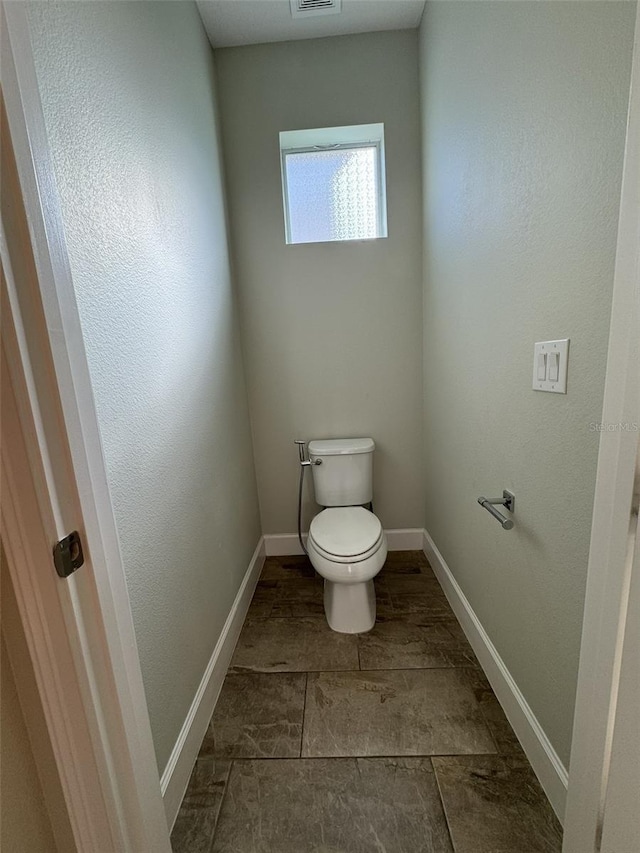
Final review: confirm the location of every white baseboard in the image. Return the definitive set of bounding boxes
[385,528,424,550]
[160,537,265,829]
[422,530,568,823]
[264,528,424,557]
[264,533,306,556]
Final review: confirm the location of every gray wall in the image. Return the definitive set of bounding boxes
[419,0,635,766]
[215,31,424,534]
[27,1,261,773]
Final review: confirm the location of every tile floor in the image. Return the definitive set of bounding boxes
[171,551,562,853]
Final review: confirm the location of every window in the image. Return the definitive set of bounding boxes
[279,123,387,245]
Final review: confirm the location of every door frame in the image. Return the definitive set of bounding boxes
[562,5,640,851]
[1,4,172,850]
[1,1,638,849]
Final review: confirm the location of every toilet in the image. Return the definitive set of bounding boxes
[306,438,387,633]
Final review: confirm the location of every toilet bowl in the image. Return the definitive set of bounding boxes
[307,506,388,633]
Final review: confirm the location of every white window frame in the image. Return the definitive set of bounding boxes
[279,123,388,245]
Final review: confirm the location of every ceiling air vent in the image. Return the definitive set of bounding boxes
[290,0,342,20]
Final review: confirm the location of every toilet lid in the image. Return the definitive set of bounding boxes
[309,507,383,558]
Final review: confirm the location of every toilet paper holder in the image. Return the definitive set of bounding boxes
[477,490,515,530]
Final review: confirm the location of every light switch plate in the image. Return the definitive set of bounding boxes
[533,339,569,393]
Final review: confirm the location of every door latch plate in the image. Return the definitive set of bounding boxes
[53,531,84,578]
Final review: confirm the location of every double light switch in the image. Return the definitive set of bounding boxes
[533,339,569,393]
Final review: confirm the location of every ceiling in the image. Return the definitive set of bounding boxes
[196,0,427,49]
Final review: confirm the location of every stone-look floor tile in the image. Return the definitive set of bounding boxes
[389,589,456,620]
[211,757,454,853]
[270,576,325,617]
[302,669,496,757]
[376,572,442,594]
[171,758,231,853]
[277,575,323,593]
[211,672,306,758]
[270,599,325,618]
[433,755,563,853]
[231,617,359,672]
[459,668,524,755]
[246,580,277,618]
[260,555,316,580]
[374,588,397,619]
[358,617,480,670]
[383,550,433,574]
[198,721,216,758]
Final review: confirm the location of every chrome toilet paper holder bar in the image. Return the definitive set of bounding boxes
[477,490,515,530]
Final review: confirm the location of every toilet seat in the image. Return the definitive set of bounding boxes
[308,507,384,564]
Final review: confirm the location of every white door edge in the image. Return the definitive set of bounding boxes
[1,5,171,851]
[562,6,640,852]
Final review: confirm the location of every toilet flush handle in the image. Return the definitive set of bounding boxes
[294,439,322,466]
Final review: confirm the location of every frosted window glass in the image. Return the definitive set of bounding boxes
[284,146,380,244]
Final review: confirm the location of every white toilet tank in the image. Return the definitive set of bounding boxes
[308,438,375,507]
